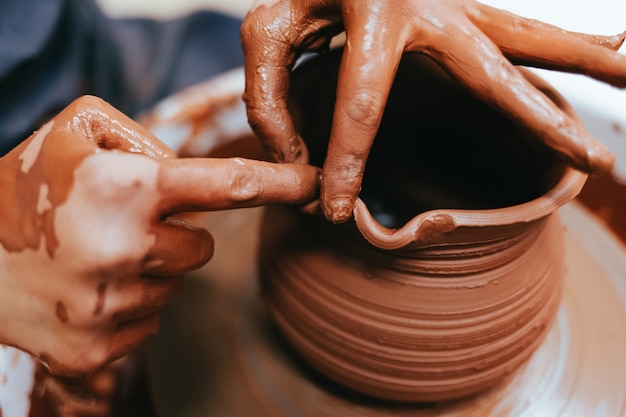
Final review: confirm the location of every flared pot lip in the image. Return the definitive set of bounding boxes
[353,165,588,250]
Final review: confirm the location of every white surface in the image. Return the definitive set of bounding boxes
[0,347,36,417]
[97,0,254,18]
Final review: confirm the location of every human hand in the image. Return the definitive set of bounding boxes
[0,96,319,375]
[241,0,625,222]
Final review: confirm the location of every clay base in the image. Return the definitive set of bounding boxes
[146,202,626,416]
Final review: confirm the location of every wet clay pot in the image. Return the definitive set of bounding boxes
[258,50,588,402]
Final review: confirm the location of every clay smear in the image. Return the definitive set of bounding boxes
[18,121,53,174]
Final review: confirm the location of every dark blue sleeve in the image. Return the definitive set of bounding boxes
[0,0,243,155]
[0,0,66,78]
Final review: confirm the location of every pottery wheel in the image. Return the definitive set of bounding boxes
[146,201,626,417]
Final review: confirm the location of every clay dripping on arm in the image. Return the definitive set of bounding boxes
[240,0,625,223]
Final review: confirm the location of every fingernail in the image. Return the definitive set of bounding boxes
[327,198,353,223]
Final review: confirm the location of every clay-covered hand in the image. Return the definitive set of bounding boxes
[0,96,319,376]
[241,0,626,222]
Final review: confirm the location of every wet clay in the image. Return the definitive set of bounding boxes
[0,95,178,377]
[0,94,320,414]
[0,97,175,257]
[258,50,587,401]
[27,360,121,417]
[578,172,626,246]
[241,0,624,222]
[145,193,626,417]
[137,37,626,414]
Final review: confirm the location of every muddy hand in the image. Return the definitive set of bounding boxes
[0,96,319,376]
[241,0,625,223]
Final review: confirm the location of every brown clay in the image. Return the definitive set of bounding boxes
[241,0,624,222]
[133,48,626,416]
[0,95,319,380]
[27,359,122,417]
[144,189,626,417]
[258,50,587,401]
[578,172,626,245]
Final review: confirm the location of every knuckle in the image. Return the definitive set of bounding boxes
[240,16,261,50]
[90,158,139,186]
[63,298,93,326]
[341,90,384,128]
[226,158,262,202]
[327,161,364,183]
[81,155,157,200]
[81,345,110,373]
[324,161,365,195]
[242,8,290,46]
[74,94,100,106]
[53,342,109,374]
[71,95,105,113]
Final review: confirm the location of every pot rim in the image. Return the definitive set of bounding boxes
[351,67,591,250]
[353,165,588,250]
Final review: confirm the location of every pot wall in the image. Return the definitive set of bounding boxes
[258,49,584,402]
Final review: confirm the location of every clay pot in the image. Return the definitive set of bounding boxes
[258,50,587,402]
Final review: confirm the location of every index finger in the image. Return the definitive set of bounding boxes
[321,6,404,223]
[241,2,307,164]
[156,157,320,214]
